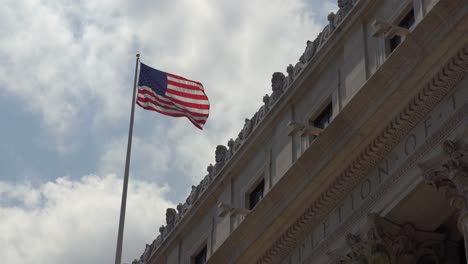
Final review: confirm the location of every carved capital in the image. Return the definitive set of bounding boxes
[421,140,468,211]
[328,214,446,264]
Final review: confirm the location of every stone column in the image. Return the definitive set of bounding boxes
[421,139,468,257]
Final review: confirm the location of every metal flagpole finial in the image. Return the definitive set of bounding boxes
[136,53,140,58]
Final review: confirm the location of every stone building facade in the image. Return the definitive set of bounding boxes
[134,0,468,263]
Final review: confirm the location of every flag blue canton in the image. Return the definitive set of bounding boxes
[138,63,167,96]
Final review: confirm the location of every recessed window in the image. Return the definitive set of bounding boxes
[389,8,415,52]
[248,179,265,210]
[193,245,207,264]
[307,102,333,145]
[312,102,333,130]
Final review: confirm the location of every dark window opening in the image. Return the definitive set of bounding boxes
[312,103,333,130]
[194,245,207,264]
[399,9,415,29]
[308,102,333,145]
[461,238,467,264]
[389,8,415,52]
[249,179,265,210]
[389,35,402,52]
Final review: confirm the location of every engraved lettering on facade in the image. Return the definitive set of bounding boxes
[337,203,344,223]
[424,115,432,138]
[404,134,417,156]
[360,179,371,200]
[450,92,457,110]
[323,219,330,238]
[377,159,389,184]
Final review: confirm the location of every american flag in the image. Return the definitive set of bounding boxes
[136,62,210,129]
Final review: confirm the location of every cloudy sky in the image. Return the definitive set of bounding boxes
[0,0,337,263]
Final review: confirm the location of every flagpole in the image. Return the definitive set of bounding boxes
[115,53,140,264]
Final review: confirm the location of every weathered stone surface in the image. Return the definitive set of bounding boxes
[329,215,447,264]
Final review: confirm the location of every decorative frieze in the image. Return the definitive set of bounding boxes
[422,139,468,212]
[328,214,447,264]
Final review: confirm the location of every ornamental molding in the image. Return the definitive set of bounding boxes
[421,139,468,211]
[255,45,468,264]
[327,214,447,264]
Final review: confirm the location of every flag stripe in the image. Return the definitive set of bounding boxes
[137,95,209,119]
[136,100,207,129]
[167,73,204,89]
[166,88,208,100]
[167,79,203,91]
[138,86,209,110]
[138,104,205,129]
[137,98,208,121]
[138,86,210,114]
[164,91,209,106]
[167,84,206,95]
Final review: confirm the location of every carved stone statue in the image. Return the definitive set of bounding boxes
[254,94,270,127]
[141,244,151,262]
[263,94,270,111]
[227,139,235,158]
[286,64,294,87]
[293,61,305,79]
[328,12,336,29]
[213,145,227,175]
[224,139,235,162]
[300,40,317,63]
[165,208,177,233]
[216,145,227,163]
[201,164,214,192]
[199,174,210,194]
[159,225,166,239]
[186,185,200,206]
[338,0,352,9]
[207,164,214,179]
[154,234,162,247]
[270,72,285,106]
[152,237,160,252]
[176,203,186,219]
[335,0,353,26]
[234,135,242,153]
[242,118,252,140]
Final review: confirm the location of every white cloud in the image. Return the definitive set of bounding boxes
[98,132,171,182]
[0,174,173,264]
[0,0,324,151]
